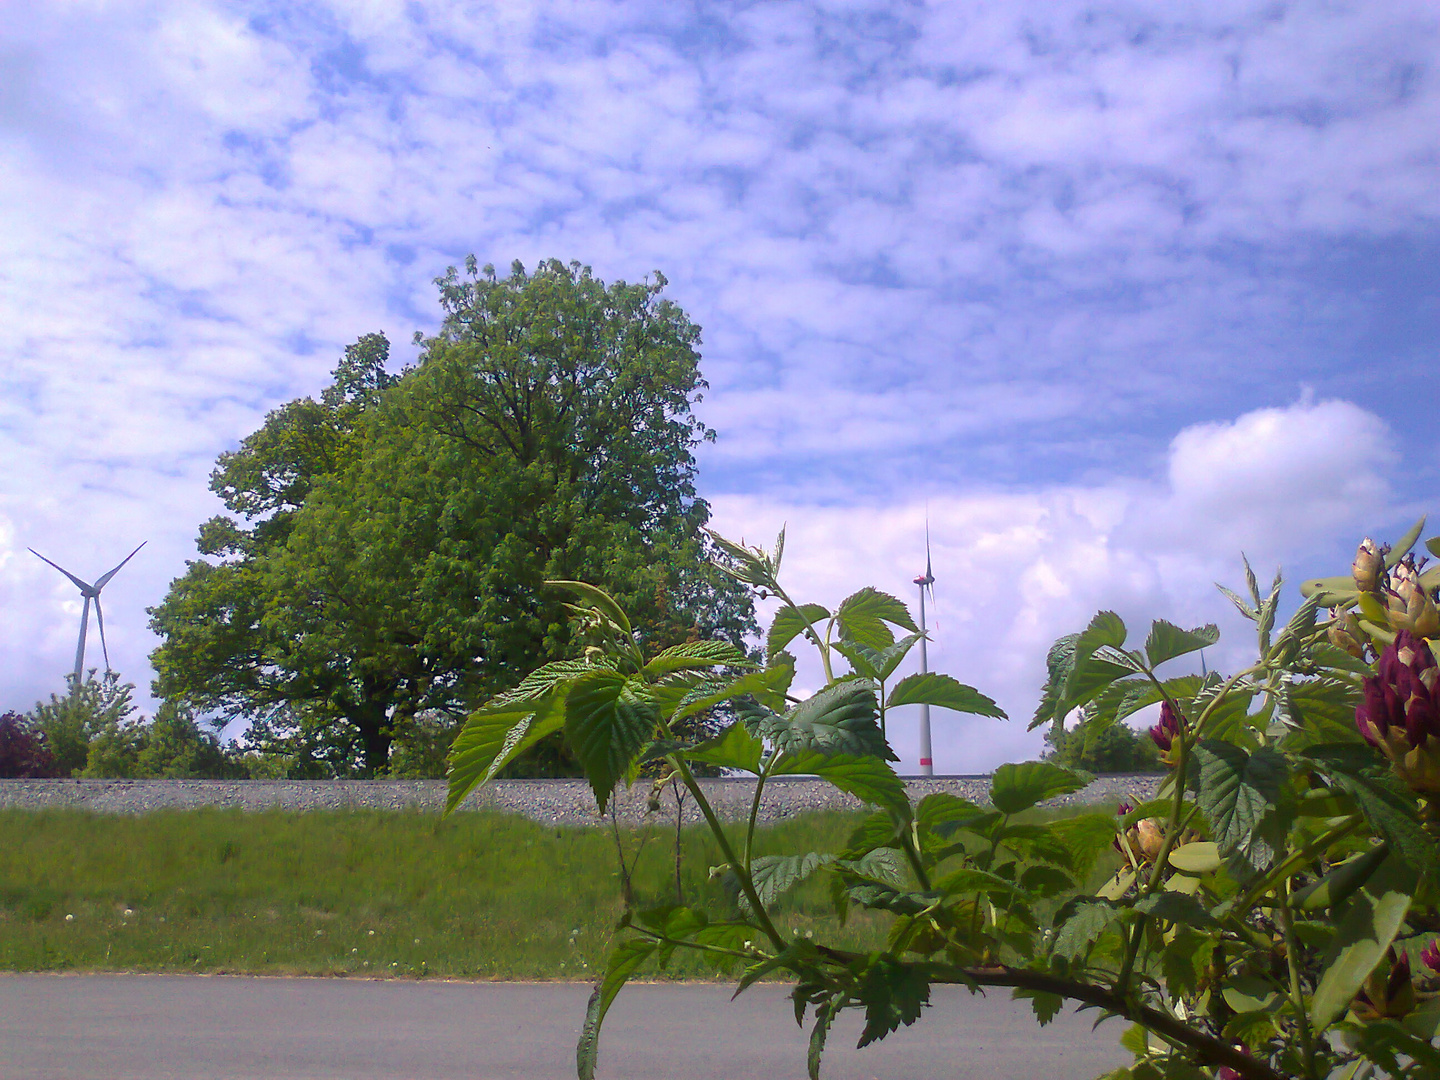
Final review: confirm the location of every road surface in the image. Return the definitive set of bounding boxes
[0,975,1129,1079]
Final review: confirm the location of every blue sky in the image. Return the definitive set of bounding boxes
[2,1,1437,770]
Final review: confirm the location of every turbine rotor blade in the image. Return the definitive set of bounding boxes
[29,548,96,594]
[94,541,147,591]
[94,596,112,673]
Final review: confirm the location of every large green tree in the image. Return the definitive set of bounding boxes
[150,259,753,775]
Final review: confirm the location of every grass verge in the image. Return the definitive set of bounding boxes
[0,807,890,979]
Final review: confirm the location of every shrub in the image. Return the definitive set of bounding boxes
[446,521,1440,1080]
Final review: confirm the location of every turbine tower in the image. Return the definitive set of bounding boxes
[913,525,936,777]
[29,542,146,685]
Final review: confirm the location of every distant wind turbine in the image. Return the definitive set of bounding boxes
[29,542,147,684]
[913,522,936,777]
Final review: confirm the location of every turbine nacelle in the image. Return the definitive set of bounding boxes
[29,542,146,685]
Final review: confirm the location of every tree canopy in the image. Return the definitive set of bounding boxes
[149,259,754,775]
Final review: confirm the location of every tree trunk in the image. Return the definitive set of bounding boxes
[354,701,393,777]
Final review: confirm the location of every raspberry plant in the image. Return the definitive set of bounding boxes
[447,521,1440,1080]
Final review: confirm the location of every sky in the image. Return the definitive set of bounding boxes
[2,1,1437,771]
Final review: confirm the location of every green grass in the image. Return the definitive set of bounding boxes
[0,807,891,979]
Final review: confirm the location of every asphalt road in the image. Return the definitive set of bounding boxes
[0,975,1129,1080]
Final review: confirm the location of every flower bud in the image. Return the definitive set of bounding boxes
[1149,701,1185,765]
[1353,538,1388,594]
[1326,607,1366,658]
[1387,560,1440,639]
[1357,631,1440,792]
[1355,947,1415,1020]
[1136,818,1166,862]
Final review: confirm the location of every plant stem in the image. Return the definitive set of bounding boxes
[669,755,787,951]
[927,964,1290,1080]
[1278,878,1318,1080]
[743,751,778,870]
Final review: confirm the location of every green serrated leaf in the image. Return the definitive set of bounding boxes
[856,956,930,1047]
[834,639,881,681]
[670,665,794,725]
[1013,988,1064,1026]
[1144,620,1220,668]
[565,671,660,813]
[446,695,567,815]
[757,681,892,761]
[684,721,766,774]
[1031,633,1079,731]
[836,587,918,651]
[1132,891,1218,928]
[1191,742,1288,871]
[887,672,1006,718]
[1302,745,1438,874]
[1217,583,1259,622]
[1049,813,1126,877]
[767,603,830,659]
[643,640,751,676]
[772,751,910,815]
[990,761,1091,815]
[746,852,836,910]
[915,792,984,829]
[1052,901,1116,961]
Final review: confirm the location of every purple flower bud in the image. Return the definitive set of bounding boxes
[1149,701,1185,761]
[1422,940,1440,974]
[1357,632,1440,792]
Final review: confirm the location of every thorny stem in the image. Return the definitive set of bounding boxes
[669,754,787,951]
[928,964,1289,1080]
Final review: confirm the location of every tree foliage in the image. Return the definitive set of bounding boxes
[149,260,753,775]
[448,521,1440,1080]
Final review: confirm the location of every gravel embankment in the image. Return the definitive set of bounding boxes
[0,775,1163,826]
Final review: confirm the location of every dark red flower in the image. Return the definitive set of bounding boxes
[1356,632,1440,792]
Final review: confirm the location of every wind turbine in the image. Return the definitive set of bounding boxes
[29,542,147,685]
[913,523,936,777]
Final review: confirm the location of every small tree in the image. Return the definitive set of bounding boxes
[29,671,137,777]
[1045,717,1163,773]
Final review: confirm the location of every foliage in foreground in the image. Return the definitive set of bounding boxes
[448,521,1440,1080]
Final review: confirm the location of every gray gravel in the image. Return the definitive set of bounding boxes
[0,774,1162,825]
